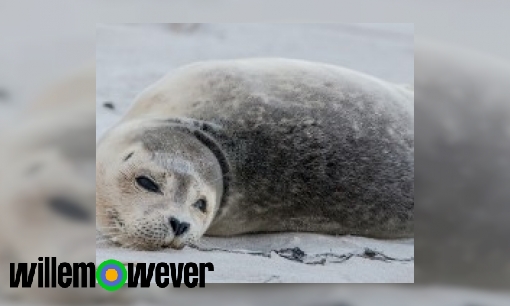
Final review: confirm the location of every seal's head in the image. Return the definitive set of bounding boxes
[96,119,224,250]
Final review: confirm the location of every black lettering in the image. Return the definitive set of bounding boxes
[127,263,139,287]
[155,263,169,288]
[10,263,37,288]
[37,260,43,287]
[184,263,198,288]
[128,263,155,288]
[142,263,155,288]
[45,257,50,287]
[199,263,214,287]
[51,257,57,287]
[72,262,95,288]
[169,263,184,288]
[58,263,72,288]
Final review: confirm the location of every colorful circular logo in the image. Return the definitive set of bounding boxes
[96,259,127,291]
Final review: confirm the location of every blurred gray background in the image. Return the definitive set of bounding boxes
[1,0,510,304]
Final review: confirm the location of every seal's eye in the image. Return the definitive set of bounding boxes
[135,176,160,193]
[48,196,91,222]
[193,199,207,213]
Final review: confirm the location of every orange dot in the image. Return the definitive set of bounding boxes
[105,269,118,282]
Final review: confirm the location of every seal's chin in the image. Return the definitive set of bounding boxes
[129,239,182,251]
[169,241,186,250]
[167,237,187,250]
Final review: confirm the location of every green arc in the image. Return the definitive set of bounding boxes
[96,259,127,291]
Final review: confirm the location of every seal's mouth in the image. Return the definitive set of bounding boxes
[165,236,187,250]
[101,214,190,251]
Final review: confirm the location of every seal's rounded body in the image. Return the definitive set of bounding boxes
[97,59,414,250]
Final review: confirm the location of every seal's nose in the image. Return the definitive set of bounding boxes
[169,217,190,236]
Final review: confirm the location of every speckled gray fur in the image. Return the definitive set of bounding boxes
[135,60,414,238]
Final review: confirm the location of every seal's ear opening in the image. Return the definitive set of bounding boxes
[159,117,224,136]
[123,152,134,162]
[48,196,92,222]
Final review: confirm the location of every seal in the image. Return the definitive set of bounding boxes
[0,104,97,302]
[96,58,414,250]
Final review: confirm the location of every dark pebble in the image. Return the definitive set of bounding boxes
[364,248,377,258]
[103,102,115,110]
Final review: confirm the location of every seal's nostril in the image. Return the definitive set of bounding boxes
[169,218,190,236]
[178,222,190,236]
[169,217,180,234]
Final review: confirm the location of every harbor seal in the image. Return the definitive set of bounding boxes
[96,58,414,250]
